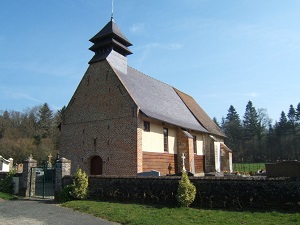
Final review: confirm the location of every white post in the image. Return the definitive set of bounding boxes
[181,153,186,172]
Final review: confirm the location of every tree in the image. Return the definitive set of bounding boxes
[71,168,89,200]
[243,101,259,141]
[287,105,296,134]
[0,104,59,164]
[296,103,300,123]
[213,117,220,127]
[37,103,53,139]
[222,105,243,161]
[176,171,196,207]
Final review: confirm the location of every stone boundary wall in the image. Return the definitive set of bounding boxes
[62,175,300,210]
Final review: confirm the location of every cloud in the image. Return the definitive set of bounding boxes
[243,92,259,98]
[0,61,77,78]
[129,23,145,33]
[133,42,183,66]
[135,42,183,52]
[0,85,43,103]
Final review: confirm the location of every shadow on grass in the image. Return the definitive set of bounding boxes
[94,198,300,214]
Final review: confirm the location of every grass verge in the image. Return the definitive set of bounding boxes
[233,163,266,173]
[0,192,15,200]
[62,200,300,225]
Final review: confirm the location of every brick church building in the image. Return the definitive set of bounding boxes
[59,18,233,176]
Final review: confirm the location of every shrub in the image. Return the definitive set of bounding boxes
[60,185,75,203]
[176,171,196,207]
[0,172,14,194]
[71,168,88,200]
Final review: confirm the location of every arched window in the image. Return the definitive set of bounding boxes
[90,156,103,175]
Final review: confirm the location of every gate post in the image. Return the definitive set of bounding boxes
[20,155,37,197]
[55,157,71,200]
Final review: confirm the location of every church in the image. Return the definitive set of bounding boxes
[59,17,233,176]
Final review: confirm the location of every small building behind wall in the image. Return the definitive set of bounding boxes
[0,156,13,172]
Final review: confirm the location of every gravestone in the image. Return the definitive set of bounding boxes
[137,170,160,177]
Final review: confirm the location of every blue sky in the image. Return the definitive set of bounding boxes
[1,0,299,123]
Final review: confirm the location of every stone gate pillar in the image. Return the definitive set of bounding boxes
[55,157,71,199]
[20,155,37,197]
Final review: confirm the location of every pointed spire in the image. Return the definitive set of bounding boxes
[111,0,114,22]
[89,19,132,64]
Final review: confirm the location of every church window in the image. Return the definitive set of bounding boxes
[144,121,150,132]
[163,128,168,152]
[193,135,197,154]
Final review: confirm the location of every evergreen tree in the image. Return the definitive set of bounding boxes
[243,101,259,141]
[213,117,220,127]
[287,105,296,134]
[242,101,262,162]
[222,105,243,161]
[296,102,300,118]
[37,103,53,139]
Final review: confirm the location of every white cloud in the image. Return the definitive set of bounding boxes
[135,42,183,51]
[0,60,77,78]
[0,85,43,103]
[129,23,145,33]
[133,42,183,66]
[243,92,259,98]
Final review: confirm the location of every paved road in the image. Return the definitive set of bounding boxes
[0,198,120,225]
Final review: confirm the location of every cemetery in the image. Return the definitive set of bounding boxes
[1,154,300,212]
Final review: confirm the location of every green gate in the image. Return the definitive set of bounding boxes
[29,164,55,198]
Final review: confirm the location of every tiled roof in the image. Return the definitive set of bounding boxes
[89,19,132,64]
[174,89,226,137]
[89,19,132,47]
[115,66,208,133]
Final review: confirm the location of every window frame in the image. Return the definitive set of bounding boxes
[163,127,168,152]
[193,135,197,154]
[144,121,150,132]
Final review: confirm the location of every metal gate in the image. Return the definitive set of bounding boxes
[29,164,55,198]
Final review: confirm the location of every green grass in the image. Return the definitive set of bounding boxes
[62,200,300,225]
[0,192,15,200]
[233,163,266,173]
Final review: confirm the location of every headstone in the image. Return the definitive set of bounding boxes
[137,170,160,177]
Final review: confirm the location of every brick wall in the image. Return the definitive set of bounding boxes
[60,60,138,176]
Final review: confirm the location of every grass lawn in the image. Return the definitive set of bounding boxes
[62,200,300,225]
[233,163,266,173]
[0,192,15,200]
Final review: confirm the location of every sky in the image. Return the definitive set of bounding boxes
[1,0,300,123]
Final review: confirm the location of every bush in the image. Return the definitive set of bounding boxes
[71,168,88,200]
[60,185,75,203]
[0,172,14,194]
[176,171,196,207]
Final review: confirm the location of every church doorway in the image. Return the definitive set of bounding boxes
[90,156,103,175]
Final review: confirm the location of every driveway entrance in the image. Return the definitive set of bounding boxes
[0,199,119,225]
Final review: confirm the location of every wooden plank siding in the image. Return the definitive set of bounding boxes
[142,152,178,175]
[143,152,205,175]
[194,155,205,173]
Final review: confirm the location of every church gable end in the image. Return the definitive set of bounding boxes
[60,60,138,175]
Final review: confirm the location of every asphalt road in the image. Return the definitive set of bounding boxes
[0,198,120,225]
